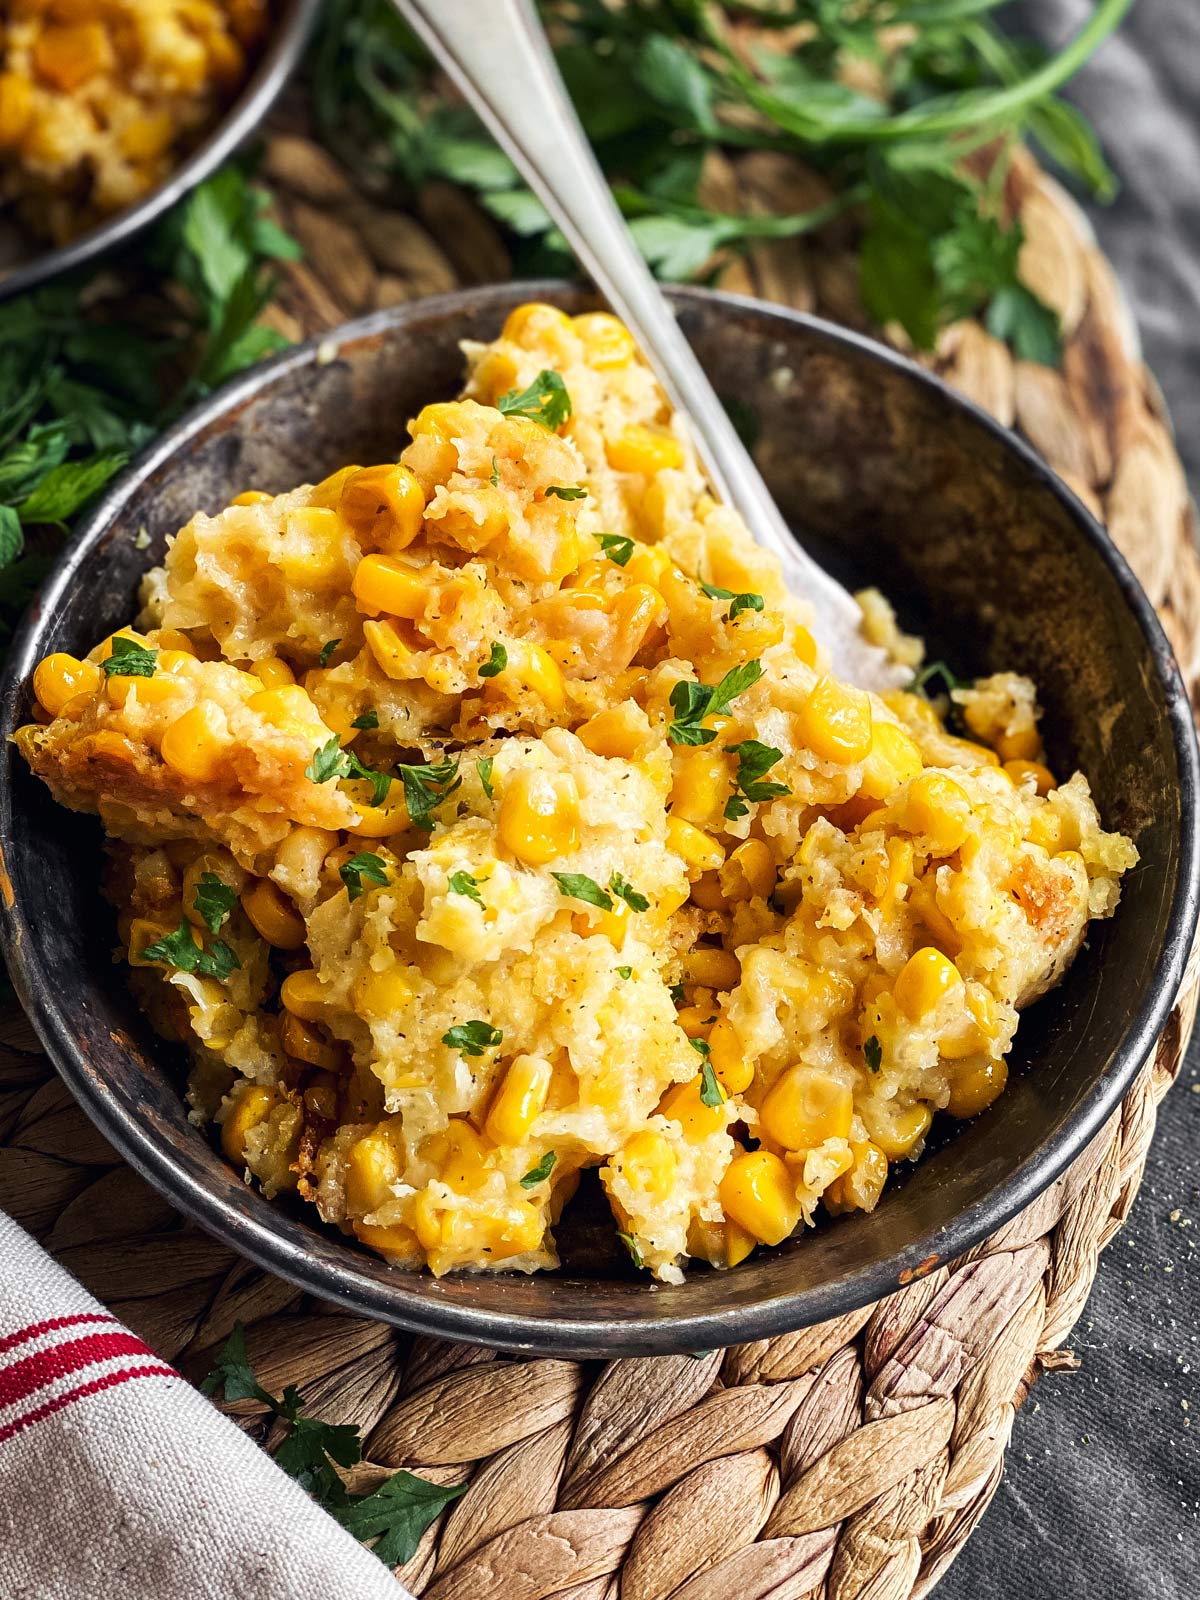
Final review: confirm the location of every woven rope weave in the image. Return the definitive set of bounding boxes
[2,108,1199,1599]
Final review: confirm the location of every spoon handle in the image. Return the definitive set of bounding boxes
[391,0,875,663]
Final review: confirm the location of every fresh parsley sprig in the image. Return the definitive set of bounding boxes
[193,872,237,934]
[700,581,764,622]
[724,739,790,820]
[100,636,157,679]
[202,1324,465,1566]
[497,370,571,430]
[141,921,240,982]
[442,1019,503,1056]
[340,851,389,902]
[667,660,763,745]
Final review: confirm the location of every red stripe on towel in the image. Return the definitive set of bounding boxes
[0,1331,159,1411]
[0,1364,179,1446]
[0,1313,117,1359]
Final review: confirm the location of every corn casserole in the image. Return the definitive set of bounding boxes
[0,0,268,243]
[15,303,1138,1282]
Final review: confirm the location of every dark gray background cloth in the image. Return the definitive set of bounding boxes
[942,5,1200,1597]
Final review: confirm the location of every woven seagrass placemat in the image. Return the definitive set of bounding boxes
[3,100,1200,1599]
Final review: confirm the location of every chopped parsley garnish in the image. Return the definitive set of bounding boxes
[141,921,240,982]
[911,659,966,697]
[496,369,572,431]
[305,737,393,807]
[552,872,612,911]
[668,660,763,745]
[864,1035,883,1074]
[100,636,156,678]
[489,456,500,486]
[448,869,483,906]
[609,871,649,913]
[340,851,389,902]
[724,740,790,820]
[617,1230,644,1269]
[476,756,495,800]
[688,1036,712,1061]
[698,1057,725,1108]
[699,582,765,622]
[202,1322,465,1566]
[616,965,633,980]
[478,642,507,678]
[597,533,634,567]
[545,484,587,500]
[442,1020,503,1056]
[193,872,237,934]
[351,709,379,731]
[397,756,461,830]
[318,638,340,667]
[669,981,686,1007]
[520,1151,557,1188]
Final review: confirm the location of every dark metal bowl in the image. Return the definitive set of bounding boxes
[2,284,1196,1357]
[0,0,321,302]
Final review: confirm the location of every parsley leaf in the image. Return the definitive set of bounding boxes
[698,1057,724,1108]
[616,965,633,980]
[340,851,389,902]
[448,869,483,905]
[199,1322,276,1407]
[442,1020,503,1056]
[911,659,966,697]
[688,1036,711,1061]
[332,1471,467,1568]
[700,581,764,622]
[864,1035,883,1074]
[617,1230,644,1269]
[398,756,461,830]
[608,871,649,913]
[489,456,500,486]
[140,921,240,982]
[496,369,572,430]
[667,661,763,745]
[597,533,634,567]
[545,484,587,500]
[552,872,613,911]
[727,740,790,813]
[318,638,340,667]
[668,981,686,1008]
[520,1150,557,1188]
[478,641,507,678]
[352,708,379,731]
[100,636,156,679]
[193,872,237,934]
[306,736,347,785]
[476,756,495,800]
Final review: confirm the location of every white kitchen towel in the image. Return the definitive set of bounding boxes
[0,1213,408,1600]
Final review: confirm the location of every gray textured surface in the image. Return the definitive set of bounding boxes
[942,5,1200,1597]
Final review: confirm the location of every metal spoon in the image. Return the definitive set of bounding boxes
[392,0,907,690]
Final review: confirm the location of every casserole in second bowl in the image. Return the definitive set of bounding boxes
[1,284,1196,1355]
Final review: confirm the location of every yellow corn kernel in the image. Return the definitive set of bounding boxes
[105,670,179,709]
[996,726,1040,762]
[577,704,649,760]
[859,719,923,801]
[220,1085,278,1165]
[940,734,1000,768]
[33,653,101,718]
[894,946,963,1021]
[676,1005,716,1039]
[619,1129,678,1202]
[33,22,113,91]
[795,676,872,765]
[118,111,175,160]
[353,1221,418,1256]
[345,1122,403,1215]
[573,898,629,949]
[247,686,327,738]
[671,746,731,830]
[824,1140,888,1215]
[0,74,35,148]
[281,1013,339,1069]
[249,656,295,689]
[573,312,636,369]
[472,350,519,405]
[127,918,177,968]
[280,968,333,1022]
[867,1101,933,1160]
[903,771,973,856]
[242,878,306,950]
[339,464,425,551]
[1003,758,1056,796]
[789,624,819,667]
[659,1075,726,1141]
[353,965,414,1018]
[1027,809,1063,853]
[502,301,571,347]
[409,400,475,441]
[279,506,345,586]
[485,1054,552,1145]
[722,839,776,902]
[351,554,428,619]
[623,543,672,587]
[666,815,725,876]
[719,1150,800,1246]
[497,769,580,865]
[347,797,409,838]
[232,489,274,507]
[760,1067,853,1151]
[490,642,565,711]
[725,1220,756,1267]
[606,424,685,476]
[363,619,416,681]
[946,1057,1008,1119]
[683,946,741,992]
[435,485,511,554]
[610,583,668,661]
[160,703,227,783]
[425,1118,491,1192]
[708,1017,754,1093]
[688,872,726,912]
[939,986,999,1059]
